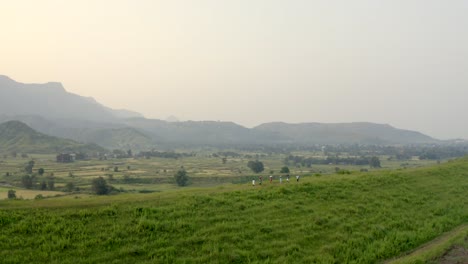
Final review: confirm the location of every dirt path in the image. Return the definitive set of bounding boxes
[438,243,468,264]
[384,224,468,264]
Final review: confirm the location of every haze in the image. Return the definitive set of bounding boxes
[1,0,467,139]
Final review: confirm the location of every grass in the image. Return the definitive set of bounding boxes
[386,224,468,264]
[0,157,467,263]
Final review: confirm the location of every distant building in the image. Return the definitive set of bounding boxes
[56,153,75,163]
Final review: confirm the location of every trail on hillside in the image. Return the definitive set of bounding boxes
[385,224,468,264]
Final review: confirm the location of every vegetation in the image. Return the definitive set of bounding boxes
[21,175,34,189]
[174,168,190,187]
[369,156,381,168]
[247,160,265,173]
[0,157,466,263]
[0,120,105,154]
[91,177,111,195]
[7,189,16,199]
[280,166,290,173]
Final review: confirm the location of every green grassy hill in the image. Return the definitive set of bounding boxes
[0,120,105,154]
[0,158,467,263]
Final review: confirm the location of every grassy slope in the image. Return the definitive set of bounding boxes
[0,158,467,263]
[0,121,105,154]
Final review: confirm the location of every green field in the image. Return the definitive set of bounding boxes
[0,155,466,263]
[0,152,439,199]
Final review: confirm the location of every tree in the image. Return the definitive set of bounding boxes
[40,180,47,190]
[114,166,119,172]
[24,160,35,174]
[174,168,190,186]
[38,168,45,176]
[65,182,75,192]
[369,156,381,168]
[91,177,110,195]
[21,175,33,189]
[247,160,264,174]
[7,190,16,199]
[280,166,290,174]
[47,178,55,190]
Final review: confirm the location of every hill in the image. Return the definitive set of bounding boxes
[254,122,437,145]
[0,75,143,122]
[0,115,152,151]
[0,120,105,154]
[76,127,153,150]
[122,118,285,146]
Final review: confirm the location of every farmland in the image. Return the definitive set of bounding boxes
[0,151,439,199]
[0,152,467,263]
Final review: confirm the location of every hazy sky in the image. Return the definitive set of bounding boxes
[1,1,468,139]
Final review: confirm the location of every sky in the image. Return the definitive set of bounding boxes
[1,0,468,139]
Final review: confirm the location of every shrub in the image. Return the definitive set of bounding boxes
[7,190,16,199]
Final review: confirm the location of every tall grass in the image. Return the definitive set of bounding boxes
[0,158,467,263]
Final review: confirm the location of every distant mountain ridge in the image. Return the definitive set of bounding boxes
[0,120,105,153]
[254,122,437,145]
[0,75,439,148]
[0,75,143,121]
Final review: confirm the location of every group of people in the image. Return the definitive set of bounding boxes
[252,174,300,186]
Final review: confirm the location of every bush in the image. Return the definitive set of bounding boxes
[337,169,351,175]
[7,190,16,199]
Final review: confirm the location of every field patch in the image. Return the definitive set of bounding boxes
[0,187,65,199]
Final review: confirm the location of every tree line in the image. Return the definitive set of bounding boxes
[284,155,381,168]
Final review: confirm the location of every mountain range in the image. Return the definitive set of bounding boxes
[0,75,439,150]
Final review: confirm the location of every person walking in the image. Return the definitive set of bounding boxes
[279,175,282,184]
[286,174,290,183]
[259,175,263,185]
[296,175,300,182]
[269,175,273,183]
[252,179,255,186]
